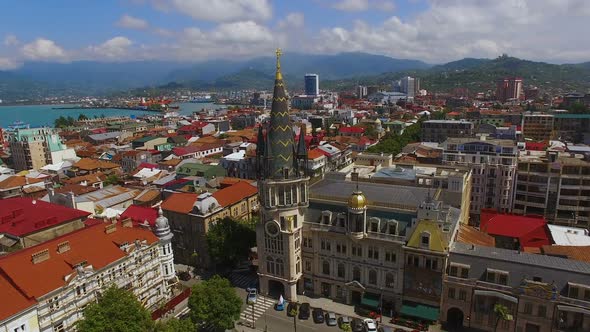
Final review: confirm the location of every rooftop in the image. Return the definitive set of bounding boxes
[548,224,590,246]
[212,181,257,207]
[73,158,120,171]
[120,205,158,227]
[480,209,552,249]
[0,198,90,237]
[0,176,44,190]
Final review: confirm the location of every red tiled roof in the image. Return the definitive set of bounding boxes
[339,126,365,134]
[0,198,91,237]
[480,209,552,249]
[0,271,36,322]
[212,181,257,207]
[0,176,44,190]
[161,192,198,214]
[120,205,158,227]
[73,158,120,171]
[0,222,158,314]
[308,148,326,160]
[525,142,547,151]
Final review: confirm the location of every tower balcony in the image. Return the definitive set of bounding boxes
[348,231,364,240]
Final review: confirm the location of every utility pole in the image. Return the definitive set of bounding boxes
[251,303,255,329]
[293,314,297,332]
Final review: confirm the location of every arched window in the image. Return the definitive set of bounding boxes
[337,263,345,278]
[276,258,284,277]
[267,257,275,274]
[353,266,361,282]
[322,260,330,275]
[385,273,395,288]
[369,269,377,285]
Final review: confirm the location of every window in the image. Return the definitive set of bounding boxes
[368,246,379,260]
[352,245,362,257]
[303,237,312,249]
[461,267,469,278]
[449,265,458,277]
[353,267,361,282]
[459,290,466,301]
[322,261,330,275]
[321,239,331,252]
[448,287,456,299]
[537,305,546,318]
[336,243,347,254]
[385,273,394,287]
[421,232,430,247]
[337,263,345,278]
[305,260,312,272]
[524,302,533,315]
[368,270,377,285]
[276,258,284,276]
[569,286,579,298]
[585,289,590,301]
[533,276,542,282]
[385,251,396,263]
[267,257,275,274]
[48,296,60,311]
[498,273,508,285]
[53,323,65,332]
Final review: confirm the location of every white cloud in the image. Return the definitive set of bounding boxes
[87,36,133,59]
[117,15,149,30]
[331,0,395,12]
[278,12,305,29]
[157,0,272,22]
[4,34,20,47]
[0,57,20,70]
[22,38,67,61]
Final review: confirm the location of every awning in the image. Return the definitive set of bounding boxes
[400,303,440,321]
[361,293,380,309]
[557,305,590,316]
[474,290,518,303]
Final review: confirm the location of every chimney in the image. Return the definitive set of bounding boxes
[67,192,76,209]
[121,218,133,228]
[31,249,50,264]
[57,241,71,254]
[48,187,55,201]
[105,223,117,234]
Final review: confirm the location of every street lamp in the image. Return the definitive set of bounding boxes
[251,303,255,329]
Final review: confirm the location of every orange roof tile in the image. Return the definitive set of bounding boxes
[0,176,44,190]
[308,148,326,160]
[541,245,590,263]
[457,225,496,247]
[161,192,198,214]
[63,172,106,185]
[73,158,120,171]
[212,181,257,207]
[0,271,36,322]
[0,222,158,306]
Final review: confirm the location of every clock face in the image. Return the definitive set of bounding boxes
[265,221,280,237]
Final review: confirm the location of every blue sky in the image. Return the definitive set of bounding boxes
[1,0,589,69]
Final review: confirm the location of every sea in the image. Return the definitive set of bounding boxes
[0,102,220,128]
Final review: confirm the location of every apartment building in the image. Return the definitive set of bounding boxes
[0,216,176,332]
[441,243,590,332]
[8,128,76,172]
[442,137,518,220]
[514,151,590,227]
[421,120,474,143]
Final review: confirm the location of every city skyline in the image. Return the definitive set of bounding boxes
[1,0,590,70]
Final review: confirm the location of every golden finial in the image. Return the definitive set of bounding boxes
[275,48,283,80]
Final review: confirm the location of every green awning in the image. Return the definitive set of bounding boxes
[400,303,440,321]
[361,293,380,309]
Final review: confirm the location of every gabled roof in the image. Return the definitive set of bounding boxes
[120,205,158,227]
[0,176,44,190]
[73,158,120,171]
[161,192,198,214]
[0,221,158,312]
[406,220,447,252]
[480,209,552,249]
[0,198,90,237]
[339,126,365,134]
[457,224,495,247]
[63,172,106,185]
[308,148,326,160]
[212,181,257,207]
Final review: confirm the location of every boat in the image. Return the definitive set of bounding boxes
[7,121,30,130]
[190,95,213,103]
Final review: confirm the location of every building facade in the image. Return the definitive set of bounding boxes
[442,137,518,220]
[514,151,590,227]
[496,77,523,102]
[8,128,76,172]
[304,74,319,96]
[421,120,474,143]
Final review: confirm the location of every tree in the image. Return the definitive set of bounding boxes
[77,286,154,332]
[104,174,120,186]
[206,217,256,269]
[78,113,89,121]
[188,275,242,331]
[154,318,194,332]
[493,303,513,332]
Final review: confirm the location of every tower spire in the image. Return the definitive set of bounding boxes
[275,48,283,80]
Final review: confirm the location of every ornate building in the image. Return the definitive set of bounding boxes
[256,49,309,301]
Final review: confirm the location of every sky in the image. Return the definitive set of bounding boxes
[1,0,590,70]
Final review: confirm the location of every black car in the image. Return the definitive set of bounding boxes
[286,302,299,317]
[312,308,325,323]
[298,303,311,320]
[351,318,365,332]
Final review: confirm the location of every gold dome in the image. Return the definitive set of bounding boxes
[348,191,367,209]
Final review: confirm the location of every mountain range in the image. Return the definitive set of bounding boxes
[1,52,589,102]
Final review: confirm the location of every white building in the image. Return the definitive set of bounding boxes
[0,217,176,332]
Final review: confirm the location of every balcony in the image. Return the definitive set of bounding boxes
[559,296,590,309]
[366,231,405,243]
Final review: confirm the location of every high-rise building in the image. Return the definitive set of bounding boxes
[357,85,368,98]
[8,127,76,171]
[400,76,417,98]
[256,49,310,300]
[304,73,319,96]
[496,77,523,102]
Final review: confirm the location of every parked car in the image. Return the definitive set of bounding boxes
[325,312,337,326]
[299,303,311,320]
[312,308,325,323]
[351,318,365,332]
[338,316,352,329]
[286,302,298,316]
[364,318,377,332]
[246,288,257,305]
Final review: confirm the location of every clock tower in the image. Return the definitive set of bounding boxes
[256,49,309,301]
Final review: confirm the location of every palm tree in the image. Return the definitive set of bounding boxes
[493,303,513,332]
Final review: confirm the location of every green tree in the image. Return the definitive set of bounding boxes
[206,217,256,269]
[104,174,120,186]
[493,303,513,332]
[77,286,154,332]
[78,113,89,121]
[154,318,194,332]
[366,119,422,155]
[188,275,241,331]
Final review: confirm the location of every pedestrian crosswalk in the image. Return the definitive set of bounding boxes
[229,271,259,290]
[240,295,274,324]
